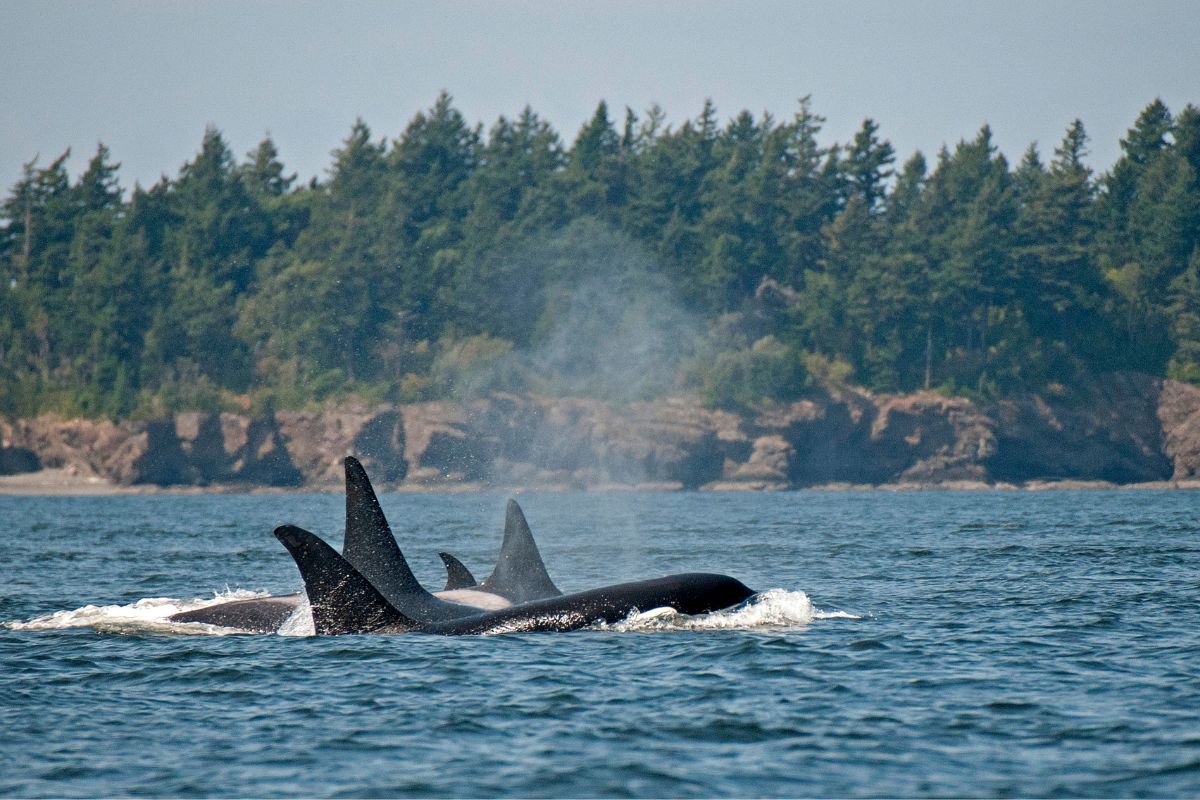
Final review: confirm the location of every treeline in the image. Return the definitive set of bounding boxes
[2,93,1199,418]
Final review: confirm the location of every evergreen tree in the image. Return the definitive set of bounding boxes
[450,108,564,344]
[1167,247,1200,383]
[387,93,480,337]
[141,127,271,391]
[4,94,1200,415]
[237,120,393,393]
[845,118,895,211]
[561,100,629,220]
[242,137,295,199]
[905,127,1020,393]
[1010,120,1104,379]
[627,101,720,308]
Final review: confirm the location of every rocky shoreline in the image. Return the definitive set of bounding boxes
[3,373,1200,493]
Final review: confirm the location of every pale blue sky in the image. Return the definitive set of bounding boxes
[2,0,1198,194]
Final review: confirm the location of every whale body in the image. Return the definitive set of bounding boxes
[170,458,560,631]
[274,524,757,636]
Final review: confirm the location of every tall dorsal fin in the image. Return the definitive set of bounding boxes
[339,457,481,625]
[340,456,425,605]
[274,525,415,634]
[439,552,478,591]
[481,499,562,603]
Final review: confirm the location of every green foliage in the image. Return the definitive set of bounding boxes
[430,334,516,397]
[3,96,1200,419]
[1167,247,1200,383]
[694,335,808,410]
[803,351,855,391]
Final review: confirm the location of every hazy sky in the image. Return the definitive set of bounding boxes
[2,0,1198,194]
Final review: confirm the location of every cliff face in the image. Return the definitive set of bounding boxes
[3,374,1200,489]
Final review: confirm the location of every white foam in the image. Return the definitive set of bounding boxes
[276,596,315,637]
[7,587,856,637]
[6,588,270,636]
[599,588,859,632]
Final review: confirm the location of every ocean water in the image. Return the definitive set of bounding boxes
[1,489,1198,797]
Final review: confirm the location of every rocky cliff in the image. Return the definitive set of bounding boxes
[3,373,1200,489]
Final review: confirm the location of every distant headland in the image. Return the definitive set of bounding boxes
[4,95,1200,492]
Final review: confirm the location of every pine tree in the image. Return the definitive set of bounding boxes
[845,118,895,212]
[1008,121,1105,381]
[561,100,628,219]
[237,119,393,391]
[450,107,565,344]
[628,101,721,308]
[242,137,295,198]
[1167,247,1200,383]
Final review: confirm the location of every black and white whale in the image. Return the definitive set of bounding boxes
[169,457,560,631]
[274,524,757,635]
[434,497,562,606]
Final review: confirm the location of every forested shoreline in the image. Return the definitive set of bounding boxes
[2,93,1199,421]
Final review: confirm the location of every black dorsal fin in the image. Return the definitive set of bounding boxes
[339,457,481,625]
[341,456,427,606]
[274,525,415,634]
[439,552,478,591]
[480,499,562,603]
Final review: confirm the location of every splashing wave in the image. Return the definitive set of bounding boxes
[8,588,854,636]
[5,588,268,636]
[599,588,858,632]
[277,597,314,637]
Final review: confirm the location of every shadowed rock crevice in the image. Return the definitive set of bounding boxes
[986,374,1173,483]
[0,446,39,475]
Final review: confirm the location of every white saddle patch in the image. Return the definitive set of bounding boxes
[434,589,513,610]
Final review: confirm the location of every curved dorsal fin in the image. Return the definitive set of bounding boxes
[439,552,478,591]
[481,499,562,603]
[340,456,426,606]
[274,524,414,634]
[339,457,480,625]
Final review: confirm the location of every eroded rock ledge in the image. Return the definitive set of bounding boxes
[3,373,1200,489]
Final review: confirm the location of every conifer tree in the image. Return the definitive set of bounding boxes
[1167,247,1200,383]
[845,118,895,212]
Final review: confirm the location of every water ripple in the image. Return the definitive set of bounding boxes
[2,491,1199,797]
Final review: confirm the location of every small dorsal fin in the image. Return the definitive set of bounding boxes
[439,552,478,591]
[481,499,562,604]
[274,525,414,634]
[341,456,427,606]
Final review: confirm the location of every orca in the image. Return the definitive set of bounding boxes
[338,460,563,609]
[169,458,561,631]
[433,498,563,607]
[168,455,389,631]
[432,552,508,611]
[476,499,562,603]
[165,594,302,632]
[274,524,757,636]
[438,552,477,590]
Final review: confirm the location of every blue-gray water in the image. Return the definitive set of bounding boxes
[2,490,1198,797]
